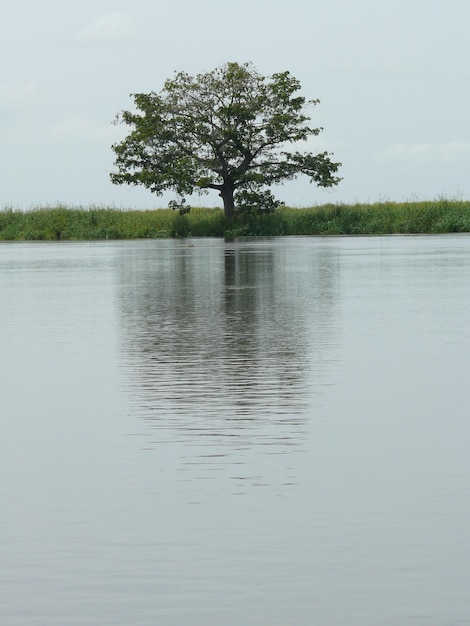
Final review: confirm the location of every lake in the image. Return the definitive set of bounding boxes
[1,235,469,626]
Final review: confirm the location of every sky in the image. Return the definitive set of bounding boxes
[2,0,470,209]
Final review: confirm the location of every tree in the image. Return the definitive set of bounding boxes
[110,62,342,220]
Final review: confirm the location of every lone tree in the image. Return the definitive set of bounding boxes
[110,62,341,220]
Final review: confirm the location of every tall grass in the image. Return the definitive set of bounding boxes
[1,200,469,240]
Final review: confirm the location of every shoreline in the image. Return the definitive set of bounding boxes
[1,200,469,240]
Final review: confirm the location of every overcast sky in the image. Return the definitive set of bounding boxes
[2,0,469,209]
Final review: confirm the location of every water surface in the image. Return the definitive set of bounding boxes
[1,236,469,625]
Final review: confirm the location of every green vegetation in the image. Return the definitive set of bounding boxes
[1,199,469,241]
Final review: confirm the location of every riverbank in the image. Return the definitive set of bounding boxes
[1,199,469,240]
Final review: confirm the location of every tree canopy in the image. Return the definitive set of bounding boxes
[110,62,342,220]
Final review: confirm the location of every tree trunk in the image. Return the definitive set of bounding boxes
[220,185,236,221]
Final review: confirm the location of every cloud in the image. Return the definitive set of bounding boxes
[73,12,139,45]
[0,81,39,112]
[377,141,470,163]
[49,116,120,141]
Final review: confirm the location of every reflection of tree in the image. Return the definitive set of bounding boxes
[117,239,339,449]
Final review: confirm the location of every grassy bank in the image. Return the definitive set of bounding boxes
[1,199,470,240]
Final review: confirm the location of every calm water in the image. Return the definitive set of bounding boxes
[1,235,469,626]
